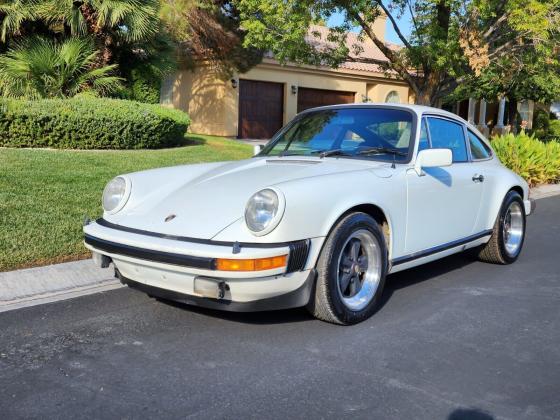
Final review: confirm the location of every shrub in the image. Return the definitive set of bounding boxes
[548,120,560,139]
[532,108,550,139]
[119,67,162,104]
[0,98,190,149]
[491,132,560,186]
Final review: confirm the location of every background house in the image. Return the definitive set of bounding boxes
[449,98,536,137]
[161,16,544,140]
[160,17,415,139]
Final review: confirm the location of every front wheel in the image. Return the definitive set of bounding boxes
[307,212,388,325]
[478,190,526,264]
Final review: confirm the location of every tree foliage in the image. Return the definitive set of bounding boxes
[234,0,560,105]
[0,0,161,64]
[0,0,262,100]
[0,37,122,99]
[455,0,560,105]
[160,0,262,76]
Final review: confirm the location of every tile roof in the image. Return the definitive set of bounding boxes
[304,25,398,74]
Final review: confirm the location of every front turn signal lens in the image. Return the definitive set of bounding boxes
[216,255,288,271]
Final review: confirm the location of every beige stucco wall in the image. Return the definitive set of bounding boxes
[168,67,237,137]
[166,61,412,138]
[366,82,412,105]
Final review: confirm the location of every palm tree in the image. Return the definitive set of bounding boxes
[0,0,160,64]
[0,1,38,42]
[0,36,122,98]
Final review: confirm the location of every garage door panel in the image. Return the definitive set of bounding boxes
[238,80,284,139]
[297,87,355,113]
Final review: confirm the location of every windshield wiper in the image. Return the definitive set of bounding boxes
[313,149,353,158]
[356,147,407,157]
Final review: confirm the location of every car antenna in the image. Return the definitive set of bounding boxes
[391,153,396,169]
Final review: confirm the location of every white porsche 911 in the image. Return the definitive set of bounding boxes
[84,104,535,325]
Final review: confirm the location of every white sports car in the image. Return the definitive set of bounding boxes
[84,104,535,325]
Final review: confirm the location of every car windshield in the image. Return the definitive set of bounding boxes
[260,108,414,162]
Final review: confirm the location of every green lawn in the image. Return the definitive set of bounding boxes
[0,135,252,271]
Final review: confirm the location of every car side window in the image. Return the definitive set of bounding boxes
[418,119,430,151]
[426,117,468,163]
[467,130,492,160]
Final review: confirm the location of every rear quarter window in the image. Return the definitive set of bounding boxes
[467,130,492,160]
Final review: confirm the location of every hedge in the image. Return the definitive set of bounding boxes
[491,132,560,186]
[0,98,190,149]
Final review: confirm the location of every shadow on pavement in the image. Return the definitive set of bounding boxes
[153,249,480,325]
[157,298,313,325]
[448,407,494,420]
[380,250,479,311]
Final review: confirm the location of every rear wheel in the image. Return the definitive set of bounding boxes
[307,212,388,325]
[478,190,526,264]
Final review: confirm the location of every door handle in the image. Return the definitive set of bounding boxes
[472,174,485,183]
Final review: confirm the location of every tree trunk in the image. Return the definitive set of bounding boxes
[414,71,444,107]
[415,89,433,106]
[101,34,113,66]
[79,3,112,67]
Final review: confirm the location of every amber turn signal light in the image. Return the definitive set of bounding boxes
[216,255,288,271]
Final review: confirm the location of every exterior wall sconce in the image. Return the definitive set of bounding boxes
[291,85,298,95]
[231,79,238,89]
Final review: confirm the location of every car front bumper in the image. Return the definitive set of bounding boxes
[525,198,536,216]
[83,219,322,311]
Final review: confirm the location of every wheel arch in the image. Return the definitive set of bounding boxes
[509,185,524,200]
[328,203,393,259]
[484,183,528,231]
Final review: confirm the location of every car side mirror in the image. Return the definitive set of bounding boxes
[253,144,264,156]
[414,148,452,176]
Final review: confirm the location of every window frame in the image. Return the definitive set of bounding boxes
[418,117,432,151]
[423,114,470,164]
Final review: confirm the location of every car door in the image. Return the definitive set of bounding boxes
[405,116,484,254]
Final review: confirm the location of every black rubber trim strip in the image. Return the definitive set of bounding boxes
[96,218,298,249]
[85,234,217,270]
[117,269,318,312]
[391,229,493,266]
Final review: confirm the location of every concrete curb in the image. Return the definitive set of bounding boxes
[1,186,558,312]
[530,184,560,200]
[0,259,121,312]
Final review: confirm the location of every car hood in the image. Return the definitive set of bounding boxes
[108,156,385,239]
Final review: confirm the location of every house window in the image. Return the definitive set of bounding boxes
[160,75,174,105]
[385,90,400,103]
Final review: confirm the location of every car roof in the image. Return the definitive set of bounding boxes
[297,102,490,140]
[298,102,461,120]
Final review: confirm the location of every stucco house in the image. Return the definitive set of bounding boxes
[161,18,538,139]
[160,17,416,139]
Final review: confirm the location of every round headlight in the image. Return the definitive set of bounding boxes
[245,188,284,235]
[102,176,129,213]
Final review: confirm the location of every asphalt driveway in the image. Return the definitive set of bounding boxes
[1,196,559,420]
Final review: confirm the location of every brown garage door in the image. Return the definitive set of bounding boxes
[297,87,355,113]
[238,80,284,139]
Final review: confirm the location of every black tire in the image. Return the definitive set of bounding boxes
[478,190,526,264]
[307,212,388,325]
